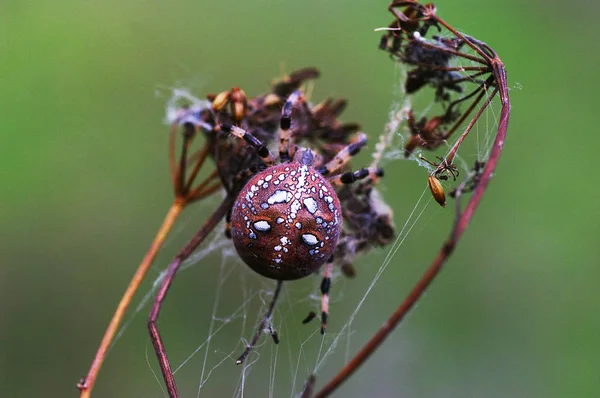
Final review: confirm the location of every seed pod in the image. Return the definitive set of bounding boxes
[233,102,245,122]
[211,90,230,111]
[263,93,280,107]
[404,134,425,157]
[230,87,247,121]
[428,175,446,207]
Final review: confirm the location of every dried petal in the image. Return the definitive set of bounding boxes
[233,102,245,121]
[230,87,247,121]
[428,175,446,207]
[404,134,425,157]
[263,93,280,106]
[211,90,230,111]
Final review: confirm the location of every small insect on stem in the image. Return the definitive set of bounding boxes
[420,154,458,207]
[419,154,459,181]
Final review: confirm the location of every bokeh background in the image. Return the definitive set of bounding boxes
[2,1,598,397]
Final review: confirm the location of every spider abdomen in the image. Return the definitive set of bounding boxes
[231,162,342,280]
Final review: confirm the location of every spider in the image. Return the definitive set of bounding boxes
[147,88,385,397]
[218,90,383,362]
[419,154,459,180]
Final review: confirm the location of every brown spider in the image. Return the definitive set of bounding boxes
[77,68,394,398]
[146,80,387,398]
[216,90,384,363]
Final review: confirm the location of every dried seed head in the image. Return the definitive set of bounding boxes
[404,134,425,157]
[263,93,280,107]
[233,102,245,121]
[423,116,443,139]
[428,175,446,207]
[230,87,247,121]
[211,90,230,111]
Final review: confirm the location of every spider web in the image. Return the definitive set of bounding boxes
[109,30,503,398]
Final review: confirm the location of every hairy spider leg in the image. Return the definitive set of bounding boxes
[236,280,284,364]
[279,90,305,162]
[317,132,368,176]
[148,198,234,398]
[220,124,276,167]
[329,167,384,187]
[319,257,334,334]
[302,311,318,324]
[222,107,383,356]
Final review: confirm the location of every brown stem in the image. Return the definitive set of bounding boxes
[185,143,211,192]
[442,80,489,140]
[434,16,492,63]
[176,125,195,196]
[420,65,488,72]
[446,70,489,86]
[188,180,222,202]
[313,49,510,398]
[78,201,184,398]
[444,87,498,165]
[414,39,487,65]
[187,169,219,198]
[148,196,234,398]
[169,123,178,191]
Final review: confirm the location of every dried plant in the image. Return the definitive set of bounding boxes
[77,1,509,397]
[306,1,510,396]
[77,68,395,397]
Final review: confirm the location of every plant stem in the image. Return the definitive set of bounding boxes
[78,201,184,398]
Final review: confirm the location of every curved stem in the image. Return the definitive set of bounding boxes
[313,55,510,398]
[148,196,234,398]
[78,201,184,398]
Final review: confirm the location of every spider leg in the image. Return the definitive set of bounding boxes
[319,256,334,334]
[341,261,357,278]
[328,167,384,187]
[452,168,459,180]
[236,280,284,364]
[279,90,305,162]
[302,311,318,324]
[220,124,275,167]
[317,132,368,176]
[268,324,280,344]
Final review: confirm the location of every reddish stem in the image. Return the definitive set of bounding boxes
[312,19,510,398]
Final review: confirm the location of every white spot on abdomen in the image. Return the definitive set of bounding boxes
[301,233,319,246]
[303,197,318,214]
[267,190,292,204]
[253,220,271,232]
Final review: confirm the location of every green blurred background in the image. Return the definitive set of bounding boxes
[2,1,598,397]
